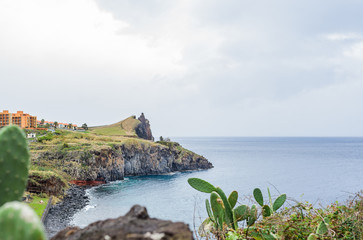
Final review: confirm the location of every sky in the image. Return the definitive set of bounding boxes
[1,0,363,137]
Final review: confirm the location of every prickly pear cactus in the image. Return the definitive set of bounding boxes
[210,192,225,230]
[253,188,264,206]
[262,205,272,217]
[188,178,216,193]
[228,191,238,208]
[0,125,30,206]
[0,201,47,240]
[234,204,249,221]
[272,194,286,211]
[247,204,257,226]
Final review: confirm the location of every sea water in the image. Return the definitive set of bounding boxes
[71,137,363,228]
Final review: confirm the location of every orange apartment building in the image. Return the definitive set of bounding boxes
[0,110,37,129]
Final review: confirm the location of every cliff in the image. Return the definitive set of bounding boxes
[30,139,212,183]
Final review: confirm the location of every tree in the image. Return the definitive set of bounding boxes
[159,136,164,141]
[54,121,58,129]
[40,119,45,125]
[81,123,88,130]
[68,123,73,129]
[45,123,50,128]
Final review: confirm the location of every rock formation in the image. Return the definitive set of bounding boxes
[30,141,213,183]
[51,205,193,240]
[135,113,154,141]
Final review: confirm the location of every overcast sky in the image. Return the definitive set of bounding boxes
[1,0,363,137]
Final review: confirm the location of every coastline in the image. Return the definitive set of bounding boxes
[44,185,90,238]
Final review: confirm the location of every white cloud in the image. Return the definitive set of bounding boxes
[324,33,362,41]
[0,0,185,82]
[1,0,363,136]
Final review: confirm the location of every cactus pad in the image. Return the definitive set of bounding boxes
[215,187,235,229]
[253,188,264,207]
[316,221,328,235]
[0,126,30,206]
[205,199,214,222]
[272,194,286,211]
[210,192,224,230]
[228,190,238,208]
[262,205,272,217]
[187,178,216,193]
[0,201,47,240]
[234,204,249,221]
[247,204,257,227]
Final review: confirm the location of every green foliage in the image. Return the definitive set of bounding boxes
[187,178,216,193]
[253,187,286,218]
[37,132,54,143]
[253,188,264,206]
[0,125,48,239]
[228,191,238,208]
[234,205,249,222]
[188,178,258,232]
[27,195,49,217]
[0,126,30,206]
[0,202,46,240]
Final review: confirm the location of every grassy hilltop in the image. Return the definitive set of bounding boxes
[28,115,205,195]
[89,116,141,136]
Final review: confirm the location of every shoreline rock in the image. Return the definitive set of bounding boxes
[51,205,193,240]
[32,142,213,184]
[44,186,89,238]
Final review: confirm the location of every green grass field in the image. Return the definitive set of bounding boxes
[90,116,141,136]
[28,196,49,218]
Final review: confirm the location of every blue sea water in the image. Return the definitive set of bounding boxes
[71,137,363,228]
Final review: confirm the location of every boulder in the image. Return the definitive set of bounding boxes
[51,205,193,240]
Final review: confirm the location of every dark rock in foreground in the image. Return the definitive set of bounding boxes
[51,205,193,240]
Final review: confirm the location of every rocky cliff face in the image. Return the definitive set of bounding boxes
[121,142,212,176]
[31,141,212,183]
[135,113,154,141]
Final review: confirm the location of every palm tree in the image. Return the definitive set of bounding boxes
[54,121,58,129]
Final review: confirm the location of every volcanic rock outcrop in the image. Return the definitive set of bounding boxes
[135,113,154,141]
[31,141,213,183]
[51,205,193,240]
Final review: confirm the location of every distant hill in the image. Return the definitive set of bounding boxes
[89,113,154,140]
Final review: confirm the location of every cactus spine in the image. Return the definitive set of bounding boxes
[0,125,30,206]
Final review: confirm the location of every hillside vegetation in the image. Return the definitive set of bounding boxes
[89,116,141,136]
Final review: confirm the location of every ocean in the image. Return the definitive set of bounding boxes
[71,137,363,228]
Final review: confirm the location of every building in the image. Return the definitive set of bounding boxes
[0,110,37,129]
[27,133,36,138]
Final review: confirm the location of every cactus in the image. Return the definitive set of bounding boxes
[188,178,216,193]
[247,204,257,226]
[272,194,287,212]
[307,218,329,239]
[188,178,258,231]
[233,204,249,221]
[0,125,47,240]
[253,187,286,218]
[253,188,264,206]
[0,125,30,206]
[228,191,238,208]
[210,192,225,230]
[0,201,47,240]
